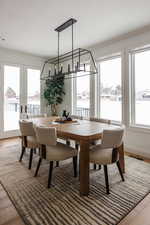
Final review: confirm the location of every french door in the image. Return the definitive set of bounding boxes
[0,64,41,139]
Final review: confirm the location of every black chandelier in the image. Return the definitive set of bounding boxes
[41,18,97,81]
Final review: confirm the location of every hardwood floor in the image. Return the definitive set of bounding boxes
[0,138,150,225]
[0,186,24,225]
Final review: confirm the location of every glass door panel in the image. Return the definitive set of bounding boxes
[99,57,122,122]
[73,64,90,117]
[4,65,20,131]
[27,69,40,115]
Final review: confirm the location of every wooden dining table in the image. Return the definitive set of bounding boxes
[31,116,125,196]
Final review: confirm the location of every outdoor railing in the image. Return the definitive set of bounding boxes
[8,102,89,118]
[75,107,90,118]
[8,103,40,115]
[27,104,40,114]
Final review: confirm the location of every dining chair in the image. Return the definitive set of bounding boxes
[19,120,39,169]
[90,117,111,170]
[56,114,82,168]
[34,126,78,188]
[90,128,125,194]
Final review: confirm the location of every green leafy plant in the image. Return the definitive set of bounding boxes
[43,77,65,116]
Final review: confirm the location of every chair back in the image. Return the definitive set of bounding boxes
[90,117,111,124]
[19,120,35,137]
[101,128,124,149]
[35,126,57,146]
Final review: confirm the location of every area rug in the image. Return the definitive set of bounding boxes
[0,144,150,225]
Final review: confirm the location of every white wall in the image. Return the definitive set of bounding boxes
[61,28,150,158]
[0,47,45,66]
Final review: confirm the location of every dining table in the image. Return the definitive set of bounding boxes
[31,116,125,196]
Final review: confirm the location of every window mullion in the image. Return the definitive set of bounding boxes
[98,63,101,118]
[130,54,136,125]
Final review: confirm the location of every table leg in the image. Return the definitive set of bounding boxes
[79,140,89,196]
[118,142,125,173]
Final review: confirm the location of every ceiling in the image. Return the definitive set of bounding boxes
[0,0,150,58]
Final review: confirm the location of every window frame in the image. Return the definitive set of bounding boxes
[26,67,41,110]
[96,53,122,124]
[24,65,41,114]
[72,63,91,116]
[130,47,150,129]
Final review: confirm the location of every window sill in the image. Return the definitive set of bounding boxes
[111,120,122,126]
[127,125,150,134]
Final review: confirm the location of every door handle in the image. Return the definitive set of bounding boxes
[25,105,27,113]
[20,105,23,113]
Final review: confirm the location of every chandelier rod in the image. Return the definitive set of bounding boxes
[72,20,74,71]
[58,31,60,72]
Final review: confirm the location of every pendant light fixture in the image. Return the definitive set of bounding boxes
[41,18,97,82]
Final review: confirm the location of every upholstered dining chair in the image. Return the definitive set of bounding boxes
[90,117,111,170]
[19,120,39,169]
[34,126,78,188]
[56,114,82,168]
[90,128,125,194]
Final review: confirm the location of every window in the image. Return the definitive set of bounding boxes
[72,64,90,117]
[4,65,20,131]
[27,69,40,115]
[98,56,122,122]
[131,48,150,127]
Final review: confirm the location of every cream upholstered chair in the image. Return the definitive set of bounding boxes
[34,126,78,188]
[56,114,82,167]
[19,120,39,169]
[90,128,125,194]
[90,117,111,170]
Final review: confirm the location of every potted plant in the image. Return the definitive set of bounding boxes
[43,77,65,116]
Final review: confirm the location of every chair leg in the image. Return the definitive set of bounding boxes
[34,157,42,177]
[75,142,79,150]
[103,165,110,194]
[56,161,59,167]
[48,161,53,188]
[28,148,33,170]
[34,148,37,154]
[98,165,101,170]
[19,146,25,162]
[73,156,77,177]
[93,164,97,170]
[116,161,125,181]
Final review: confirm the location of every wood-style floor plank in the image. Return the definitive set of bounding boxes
[118,194,150,225]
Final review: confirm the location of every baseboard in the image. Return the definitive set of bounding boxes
[0,136,20,141]
[125,151,150,163]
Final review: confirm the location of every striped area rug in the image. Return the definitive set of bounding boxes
[0,145,150,225]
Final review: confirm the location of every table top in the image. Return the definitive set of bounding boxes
[31,117,119,141]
